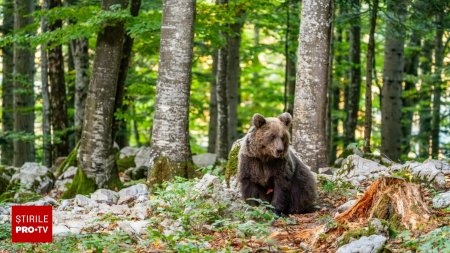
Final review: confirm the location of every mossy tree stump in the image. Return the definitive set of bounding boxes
[336,177,430,230]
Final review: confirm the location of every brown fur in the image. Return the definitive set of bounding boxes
[238,112,317,215]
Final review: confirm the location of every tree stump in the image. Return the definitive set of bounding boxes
[336,177,430,230]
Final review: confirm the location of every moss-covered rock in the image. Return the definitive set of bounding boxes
[116,156,136,173]
[62,168,97,199]
[225,140,242,187]
[147,156,197,189]
[56,143,79,177]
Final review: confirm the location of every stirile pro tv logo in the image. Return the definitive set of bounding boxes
[11,206,53,243]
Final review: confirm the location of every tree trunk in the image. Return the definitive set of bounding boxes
[77,0,128,189]
[381,0,407,161]
[48,0,69,158]
[41,0,52,167]
[13,0,35,166]
[284,0,299,115]
[208,51,218,153]
[431,13,444,159]
[344,0,361,146]
[328,11,342,163]
[401,33,420,155]
[292,0,332,171]
[113,0,141,148]
[418,39,433,158]
[363,0,378,153]
[148,0,196,187]
[132,105,141,147]
[227,19,243,149]
[216,0,229,160]
[1,0,14,165]
[70,38,89,142]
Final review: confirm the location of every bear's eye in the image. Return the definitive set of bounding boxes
[270,134,276,141]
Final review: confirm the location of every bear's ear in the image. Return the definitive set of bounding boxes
[278,112,292,127]
[252,114,266,128]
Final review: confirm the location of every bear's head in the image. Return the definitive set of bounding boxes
[245,112,292,160]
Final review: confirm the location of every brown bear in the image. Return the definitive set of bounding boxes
[238,112,317,215]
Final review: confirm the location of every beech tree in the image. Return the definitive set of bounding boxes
[292,0,332,171]
[76,0,128,192]
[148,0,197,186]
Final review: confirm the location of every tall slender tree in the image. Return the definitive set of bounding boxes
[431,12,444,158]
[216,0,229,159]
[77,0,128,191]
[68,0,89,142]
[418,39,433,158]
[363,0,378,153]
[344,0,361,146]
[227,13,244,149]
[292,0,332,171]
[208,51,218,153]
[381,0,407,161]
[41,0,52,167]
[148,0,196,186]
[1,0,14,165]
[401,32,420,155]
[113,0,142,148]
[48,0,69,158]
[284,0,300,115]
[13,0,36,166]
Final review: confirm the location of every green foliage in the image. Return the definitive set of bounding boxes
[0,184,42,203]
[0,226,133,253]
[146,177,278,251]
[401,227,450,253]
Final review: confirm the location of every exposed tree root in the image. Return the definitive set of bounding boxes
[336,177,430,230]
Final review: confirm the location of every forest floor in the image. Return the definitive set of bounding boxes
[0,153,449,252]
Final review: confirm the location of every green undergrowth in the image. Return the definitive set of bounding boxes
[400,227,450,252]
[146,177,279,251]
[0,223,135,252]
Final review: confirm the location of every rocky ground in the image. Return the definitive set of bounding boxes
[0,147,449,252]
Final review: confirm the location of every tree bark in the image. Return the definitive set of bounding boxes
[401,32,420,155]
[41,0,52,167]
[284,0,299,115]
[292,0,332,171]
[113,0,141,148]
[70,38,89,142]
[48,0,69,158]
[216,0,229,160]
[13,0,35,166]
[208,51,218,153]
[381,0,407,161]
[67,0,89,142]
[227,19,243,149]
[78,0,128,187]
[1,0,14,165]
[149,0,196,183]
[344,0,361,146]
[431,13,444,159]
[363,0,378,153]
[418,39,433,158]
